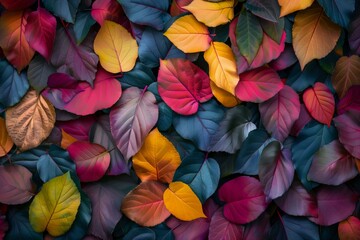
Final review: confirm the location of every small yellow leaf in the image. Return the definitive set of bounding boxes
[61,129,77,149]
[133,128,181,183]
[6,90,56,151]
[278,0,314,17]
[163,181,206,221]
[210,81,240,107]
[0,118,13,157]
[293,3,341,69]
[94,20,138,73]
[164,15,211,53]
[29,172,81,237]
[204,42,239,95]
[183,0,234,27]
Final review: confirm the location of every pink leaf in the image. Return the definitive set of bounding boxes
[91,0,126,26]
[25,8,56,60]
[208,208,244,240]
[68,141,111,182]
[56,116,96,141]
[337,85,360,115]
[218,176,267,224]
[259,85,300,142]
[235,66,284,103]
[158,58,212,115]
[290,104,312,136]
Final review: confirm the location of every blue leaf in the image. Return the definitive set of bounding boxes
[73,11,96,44]
[157,102,173,132]
[173,100,225,151]
[120,62,155,89]
[118,0,171,31]
[291,121,337,190]
[0,60,29,107]
[42,0,80,23]
[36,153,74,182]
[27,55,56,93]
[123,227,156,240]
[317,0,356,28]
[164,131,197,159]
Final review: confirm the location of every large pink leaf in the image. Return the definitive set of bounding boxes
[208,208,244,240]
[308,140,358,185]
[56,116,96,141]
[235,66,284,103]
[218,176,267,224]
[68,141,111,182]
[309,184,358,226]
[42,69,122,116]
[259,141,295,199]
[110,87,158,160]
[303,82,335,127]
[157,58,212,115]
[0,165,35,205]
[24,8,56,60]
[334,110,360,159]
[337,85,360,115]
[259,85,300,142]
[290,104,312,136]
[275,180,318,217]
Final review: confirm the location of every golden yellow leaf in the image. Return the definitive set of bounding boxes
[278,0,314,17]
[6,90,56,151]
[210,81,239,107]
[132,128,181,183]
[94,20,138,73]
[204,42,239,95]
[0,118,13,157]
[61,129,77,149]
[164,15,211,53]
[293,3,341,70]
[29,172,81,237]
[332,55,360,98]
[163,181,206,221]
[183,0,234,27]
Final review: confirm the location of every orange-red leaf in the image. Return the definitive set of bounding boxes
[338,216,360,240]
[0,118,13,157]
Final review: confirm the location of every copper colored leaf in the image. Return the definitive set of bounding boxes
[338,216,360,240]
[121,181,170,227]
[6,90,56,151]
[0,118,13,157]
[278,0,314,17]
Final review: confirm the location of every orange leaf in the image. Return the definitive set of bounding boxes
[132,128,181,183]
[60,129,77,149]
[278,0,314,17]
[210,81,239,107]
[0,10,35,71]
[332,55,360,98]
[292,3,341,69]
[338,216,360,240]
[0,118,13,157]
[121,181,170,227]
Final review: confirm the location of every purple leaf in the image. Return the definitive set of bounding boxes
[290,104,312,137]
[208,208,244,240]
[243,212,271,240]
[349,15,360,55]
[337,85,360,115]
[269,45,297,71]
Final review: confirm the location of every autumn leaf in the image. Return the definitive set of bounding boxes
[210,81,240,107]
[278,0,315,17]
[0,118,13,157]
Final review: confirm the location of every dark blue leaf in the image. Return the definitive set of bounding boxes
[163,131,197,159]
[27,55,56,93]
[123,227,156,240]
[319,225,340,240]
[120,62,155,89]
[74,11,96,44]
[0,60,29,107]
[36,153,75,182]
[245,0,280,22]
[152,223,174,240]
[284,17,293,43]
[317,0,356,28]
[209,23,229,42]
[157,102,173,132]
[42,0,81,23]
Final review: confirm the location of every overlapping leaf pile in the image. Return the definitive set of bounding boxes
[0,0,360,239]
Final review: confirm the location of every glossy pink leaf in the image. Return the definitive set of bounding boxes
[290,104,312,136]
[235,66,284,103]
[42,69,122,116]
[309,184,358,226]
[259,85,300,142]
[0,0,36,10]
[24,8,56,60]
[218,176,267,224]
[208,208,244,240]
[337,85,360,115]
[308,140,358,185]
[259,141,295,199]
[338,216,360,240]
[56,116,96,141]
[303,82,335,126]
[110,87,158,160]
[91,0,125,25]
[275,180,318,217]
[158,58,212,115]
[334,110,360,159]
[68,141,111,182]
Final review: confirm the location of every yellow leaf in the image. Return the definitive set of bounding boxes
[61,129,77,149]
[278,0,314,17]
[0,118,13,157]
[163,181,206,221]
[94,20,138,73]
[293,3,341,70]
[164,15,211,53]
[6,90,56,151]
[29,172,81,237]
[204,42,239,95]
[210,81,240,107]
[133,128,181,183]
[183,0,234,27]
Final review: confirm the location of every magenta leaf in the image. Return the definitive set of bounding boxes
[56,115,96,141]
[290,104,312,137]
[259,85,300,142]
[218,176,267,224]
[208,208,244,240]
[158,58,212,115]
[91,0,125,26]
[269,45,297,71]
[110,87,159,160]
[337,85,360,115]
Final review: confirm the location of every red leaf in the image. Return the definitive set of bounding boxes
[91,0,126,26]
[259,85,300,142]
[308,140,358,185]
[208,208,244,240]
[290,104,312,136]
[218,176,267,224]
[0,0,36,10]
[56,116,96,141]
[68,141,111,182]
[338,216,360,240]
[158,58,213,115]
[337,85,360,115]
[170,0,192,16]
[25,8,56,60]
[303,82,335,126]
[235,66,284,103]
